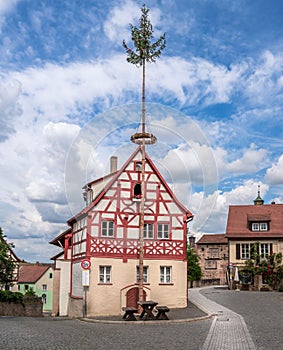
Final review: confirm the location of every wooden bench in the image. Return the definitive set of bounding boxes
[156,306,170,320]
[122,307,138,321]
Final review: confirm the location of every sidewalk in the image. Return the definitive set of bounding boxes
[82,293,211,324]
[189,287,256,350]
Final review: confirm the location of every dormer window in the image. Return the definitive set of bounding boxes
[251,222,268,231]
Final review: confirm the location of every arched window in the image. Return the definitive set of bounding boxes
[42,293,47,304]
[135,162,142,172]
[133,183,142,199]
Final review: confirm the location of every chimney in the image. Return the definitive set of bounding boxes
[189,236,196,248]
[110,156,118,173]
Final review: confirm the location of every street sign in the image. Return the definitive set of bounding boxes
[82,269,90,286]
[81,259,91,270]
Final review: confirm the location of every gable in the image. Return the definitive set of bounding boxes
[68,146,193,223]
[18,264,52,283]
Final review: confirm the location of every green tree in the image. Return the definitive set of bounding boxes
[244,242,283,290]
[187,246,202,288]
[123,4,166,134]
[0,227,16,289]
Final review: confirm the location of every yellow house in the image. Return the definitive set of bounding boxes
[226,189,283,288]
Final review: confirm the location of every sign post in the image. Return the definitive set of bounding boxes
[81,259,91,318]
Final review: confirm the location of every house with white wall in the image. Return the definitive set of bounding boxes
[50,147,193,317]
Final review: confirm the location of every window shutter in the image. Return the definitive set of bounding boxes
[236,244,240,259]
[270,243,273,255]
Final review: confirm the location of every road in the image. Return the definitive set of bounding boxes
[0,288,282,350]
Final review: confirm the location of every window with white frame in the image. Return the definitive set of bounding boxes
[241,244,250,259]
[251,223,259,231]
[251,222,268,231]
[136,266,148,283]
[160,266,172,283]
[143,223,153,239]
[158,224,169,239]
[260,243,269,259]
[101,220,114,237]
[42,284,47,291]
[99,266,111,283]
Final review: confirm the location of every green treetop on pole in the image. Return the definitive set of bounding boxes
[122,4,166,66]
[123,4,166,136]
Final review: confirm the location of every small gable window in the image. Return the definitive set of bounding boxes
[135,162,142,172]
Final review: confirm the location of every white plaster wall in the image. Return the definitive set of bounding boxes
[56,259,71,316]
[72,262,83,297]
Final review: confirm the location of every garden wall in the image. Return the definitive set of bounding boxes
[0,297,43,317]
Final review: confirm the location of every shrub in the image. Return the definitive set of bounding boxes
[278,283,283,292]
[0,290,24,303]
[25,287,36,296]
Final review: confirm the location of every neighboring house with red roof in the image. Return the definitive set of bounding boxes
[12,263,54,312]
[50,148,193,317]
[195,234,228,286]
[225,188,283,289]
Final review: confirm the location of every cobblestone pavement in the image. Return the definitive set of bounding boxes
[199,287,283,350]
[0,315,211,350]
[1,288,282,350]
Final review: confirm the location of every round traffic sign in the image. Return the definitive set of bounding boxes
[81,259,91,270]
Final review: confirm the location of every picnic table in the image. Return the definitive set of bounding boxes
[138,300,158,320]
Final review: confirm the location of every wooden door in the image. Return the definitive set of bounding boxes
[126,287,146,308]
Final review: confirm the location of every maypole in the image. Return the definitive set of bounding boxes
[123,5,166,303]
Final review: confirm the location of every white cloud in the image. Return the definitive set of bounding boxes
[162,141,218,186]
[104,0,140,42]
[8,51,277,130]
[265,154,283,185]
[0,0,19,14]
[104,1,164,43]
[189,180,269,234]
[0,78,22,141]
[245,51,283,105]
[147,56,246,107]
[226,144,268,174]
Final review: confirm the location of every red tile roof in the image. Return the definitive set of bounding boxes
[197,234,227,244]
[226,203,283,238]
[17,264,52,283]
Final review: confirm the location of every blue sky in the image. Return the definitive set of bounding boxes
[0,0,283,262]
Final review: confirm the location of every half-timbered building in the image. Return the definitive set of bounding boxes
[50,146,193,317]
